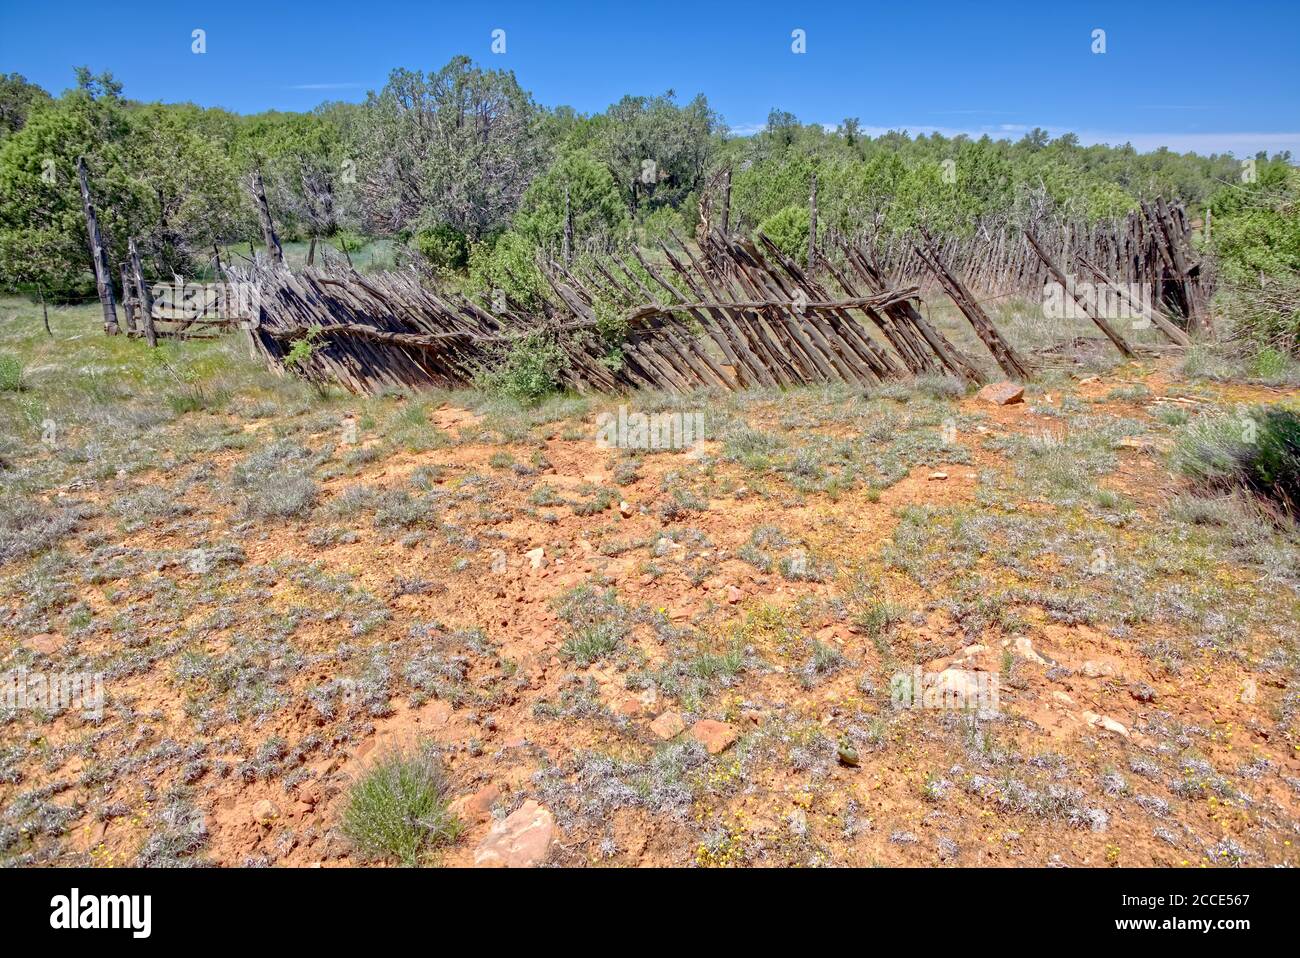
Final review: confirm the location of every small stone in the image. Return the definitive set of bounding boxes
[619,500,633,518]
[976,381,1025,406]
[473,800,555,868]
[252,800,280,823]
[1118,436,1156,452]
[525,547,545,570]
[1240,679,1257,705]
[1082,660,1117,678]
[1129,681,1158,702]
[1013,637,1050,666]
[837,741,860,767]
[788,808,808,838]
[649,711,685,740]
[928,471,948,481]
[450,783,501,824]
[726,585,743,604]
[690,719,738,754]
[22,633,62,654]
[1081,710,1129,738]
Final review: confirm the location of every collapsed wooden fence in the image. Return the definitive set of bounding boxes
[71,152,1209,395]
[239,224,1094,396]
[854,200,1213,325]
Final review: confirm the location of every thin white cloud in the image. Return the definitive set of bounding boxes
[287,82,365,91]
[729,119,1300,156]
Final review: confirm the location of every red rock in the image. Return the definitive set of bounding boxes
[690,719,739,754]
[726,586,743,605]
[649,711,685,740]
[23,633,62,654]
[473,800,555,867]
[450,783,501,824]
[977,381,1025,406]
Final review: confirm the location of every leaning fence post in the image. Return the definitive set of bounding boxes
[119,262,136,335]
[250,166,284,265]
[77,156,119,335]
[129,238,157,348]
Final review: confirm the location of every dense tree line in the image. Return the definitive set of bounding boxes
[0,60,1293,343]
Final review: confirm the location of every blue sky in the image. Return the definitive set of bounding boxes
[2,0,1298,156]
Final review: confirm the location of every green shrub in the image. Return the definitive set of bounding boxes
[0,354,22,392]
[555,585,627,664]
[413,224,469,272]
[467,230,548,311]
[1251,346,1290,380]
[332,229,366,256]
[341,742,461,865]
[477,332,566,406]
[515,149,629,250]
[638,205,687,247]
[230,440,320,518]
[755,205,811,265]
[1172,406,1300,516]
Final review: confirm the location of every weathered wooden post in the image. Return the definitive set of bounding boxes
[77,156,119,335]
[1026,228,1135,359]
[39,286,51,336]
[719,167,732,238]
[250,166,284,265]
[129,238,157,348]
[807,173,818,271]
[119,262,136,334]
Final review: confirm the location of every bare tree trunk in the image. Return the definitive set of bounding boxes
[77,156,119,334]
[807,173,818,272]
[251,166,284,265]
[719,167,732,238]
[563,185,574,265]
